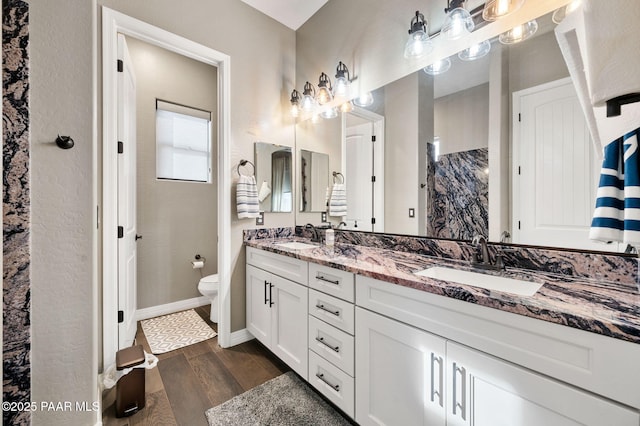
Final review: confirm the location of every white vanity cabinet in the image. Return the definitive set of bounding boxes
[307,263,356,417]
[446,342,640,426]
[355,307,446,426]
[246,247,308,379]
[355,274,640,426]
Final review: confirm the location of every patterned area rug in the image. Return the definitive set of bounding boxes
[205,372,351,426]
[141,309,217,354]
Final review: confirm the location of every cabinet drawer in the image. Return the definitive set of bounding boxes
[308,315,355,377]
[309,263,354,302]
[246,246,308,285]
[309,350,355,418]
[309,289,355,335]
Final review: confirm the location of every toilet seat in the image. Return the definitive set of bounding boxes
[198,274,219,290]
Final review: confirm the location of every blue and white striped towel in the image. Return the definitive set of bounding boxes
[237,175,260,219]
[328,183,347,217]
[590,127,640,245]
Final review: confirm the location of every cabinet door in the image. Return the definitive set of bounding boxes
[355,308,446,426]
[271,274,308,380]
[246,264,272,346]
[446,342,640,426]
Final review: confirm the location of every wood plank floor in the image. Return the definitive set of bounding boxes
[102,305,290,426]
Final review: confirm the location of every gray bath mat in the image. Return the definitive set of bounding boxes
[205,371,351,425]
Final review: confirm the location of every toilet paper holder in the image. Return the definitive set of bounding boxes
[194,254,206,262]
[192,254,206,270]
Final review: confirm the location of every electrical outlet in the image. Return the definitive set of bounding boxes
[321,212,327,222]
[256,211,264,226]
[409,208,415,218]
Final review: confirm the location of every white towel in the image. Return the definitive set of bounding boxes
[583,0,640,107]
[237,175,260,219]
[258,180,271,202]
[328,183,347,217]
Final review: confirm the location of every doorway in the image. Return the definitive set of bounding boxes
[342,107,385,232]
[101,7,231,369]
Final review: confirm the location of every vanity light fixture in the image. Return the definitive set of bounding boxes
[289,89,301,118]
[316,72,333,105]
[458,39,491,61]
[301,81,317,113]
[353,91,374,107]
[482,0,525,21]
[499,19,538,44]
[424,57,452,76]
[442,0,475,40]
[552,0,581,24]
[404,11,433,59]
[334,62,352,100]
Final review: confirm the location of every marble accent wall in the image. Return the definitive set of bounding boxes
[430,148,489,240]
[2,1,31,425]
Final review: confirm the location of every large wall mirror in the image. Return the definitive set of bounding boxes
[295,10,620,252]
[300,149,329,212]
[255,142,293,213]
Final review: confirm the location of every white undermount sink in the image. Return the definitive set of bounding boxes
[415,266,543,297]
[275,241,318,250]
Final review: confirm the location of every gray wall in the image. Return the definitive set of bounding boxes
[30,0,96,424]
[435,83,490,155]
[126,37,218,309]
[27,0,295,424]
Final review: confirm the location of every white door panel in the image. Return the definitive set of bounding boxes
[513,78,612,251]
[117,34,138,348]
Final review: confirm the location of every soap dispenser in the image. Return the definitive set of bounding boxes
[325,227,335,247]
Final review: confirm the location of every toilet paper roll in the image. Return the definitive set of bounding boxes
[192,260,204,269]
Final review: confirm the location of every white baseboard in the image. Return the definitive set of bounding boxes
[135,296,210,321]
[228,328,254,347]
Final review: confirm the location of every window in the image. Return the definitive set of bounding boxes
[156,100,212,182]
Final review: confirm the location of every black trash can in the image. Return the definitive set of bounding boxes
[115,344,146,417]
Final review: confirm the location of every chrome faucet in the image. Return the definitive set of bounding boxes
[305,223,321,243]
[471,235,505,270]
[337,221,347,229]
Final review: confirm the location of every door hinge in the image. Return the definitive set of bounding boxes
[118,226,124,239]
[371,217,376,225]
[118,141,124,154]
[518,221,521,230]
[117,59,123,73]
[518,166,521,175]
[118,310,124,323]
[518,113,521,122]
[371,135,376,142]
[371,175,376,183]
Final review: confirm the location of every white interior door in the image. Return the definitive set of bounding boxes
[513,78,609,251]
[117,34,138,348]
[344,109,385,232]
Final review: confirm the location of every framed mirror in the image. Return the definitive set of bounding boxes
[254,142,292,213]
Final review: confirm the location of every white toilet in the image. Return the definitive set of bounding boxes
[198,274,219,323]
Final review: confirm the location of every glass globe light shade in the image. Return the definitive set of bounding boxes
[321,107,338,119]
[334,76,351,100]
[442,8,474,40]
[552,0,582,24]
[340,101,354,113]
[290,102,300,118]
[423,57,452,76]
[458,39,491,61]
[404,30,433,59]
[499,19,538,44]
[353,91,374,107]
[301,94,316,113]
[482,0,525,21]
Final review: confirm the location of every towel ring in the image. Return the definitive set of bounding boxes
[332,171,344,184]
[237,159,255,176]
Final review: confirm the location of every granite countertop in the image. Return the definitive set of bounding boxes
[245,237,640,345]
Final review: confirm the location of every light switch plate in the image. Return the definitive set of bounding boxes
[321,212,327,222]
[409,208,415,218]
[256,211,264,226]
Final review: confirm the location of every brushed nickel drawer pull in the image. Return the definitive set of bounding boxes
[316,373,340,391]
[315,336,340,353]
[316,274,340,285]
[315,304,340,316]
